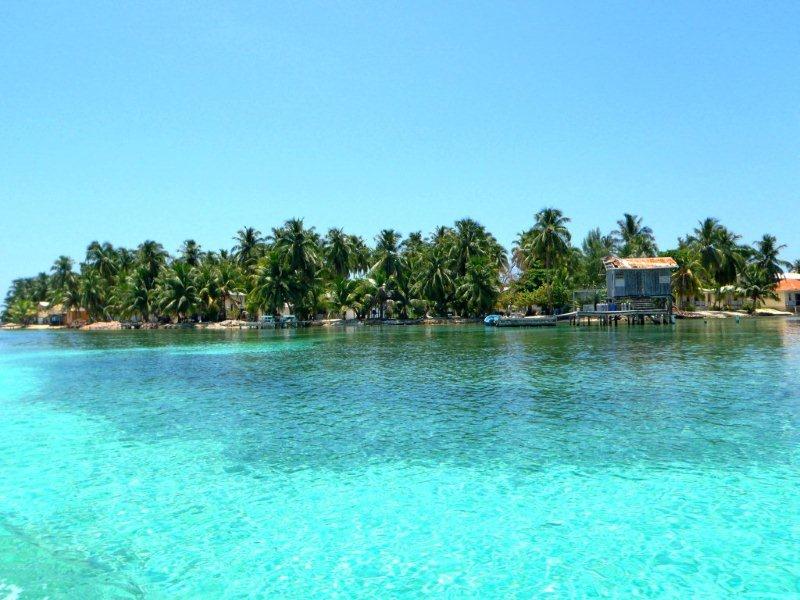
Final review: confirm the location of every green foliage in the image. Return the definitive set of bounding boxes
[328,277,358,319]
[529,274,571,314]
[514,208,571,270]
[739,264,779,313]
[118,266,154,321]
[232,227,264,273]
[270,219,322,318]
[580,228,617,286]
[3,211,790,326]
[180,239,203,267]
[665,248,704,308]
[324,228,355,279]
[157,262,198,321]
[8,298,37,325]
[414,246,453,316]
[613,213,657,258]
[251,251,292,317]
[687,217,746,295]
[752,234,788,284]
[456,257,500,317]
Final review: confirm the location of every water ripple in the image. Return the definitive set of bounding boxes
[0,320,799,596]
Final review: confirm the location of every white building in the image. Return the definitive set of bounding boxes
[764,273,800,313]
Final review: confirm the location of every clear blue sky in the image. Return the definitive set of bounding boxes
[2,1,798,296]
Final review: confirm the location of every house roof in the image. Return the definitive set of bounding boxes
[602,255,678,270]
[776,274,800,292]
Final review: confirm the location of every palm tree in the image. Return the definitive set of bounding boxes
[457,258,500,317]
[272,219,319,275]
[232,227,264,272]
[671,251,703,309]
[79,267,106,321]
[123,266,154,322]
[251,252,292,317]
[359,271,392,319]
[518,208,572,270]
[581,228,617,285]
[157,262,198,321]
[303,275,329,319]
[60,277,82,316]
[613,213,657,257]
[791,259,800,273]
[740,264,778,313]
[116,247,136,274]
[431,226,453,246]
[180,239,203,267]
[388,269,415,319]
[485,233,509,273]
[416,247,454,316]
[8,298,37,325]
[195,262,222,320]
[400,232,428,282]
[401,231,426,255]
[715,228,746,289]
[350,236,372,276]
[137,240,168,289]
[4,278,32,309]
[217,259,244,319]
[50,256,74,292]
[451,218,484,277]
[752,234,788,284]
[372,229,403,279]
[271,219,321,316]
[688,218,745,305]
[85,241,119,284]
[324,228,354,279]
[582,228,617,257]
[689,217,724,278]
[328,277,358,319]
[30,272,50,302]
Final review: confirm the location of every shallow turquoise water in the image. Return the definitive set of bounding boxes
[1,320,799,598]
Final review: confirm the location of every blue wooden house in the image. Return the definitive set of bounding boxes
[603,255,677,300]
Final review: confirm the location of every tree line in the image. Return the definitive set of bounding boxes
[3,212,798,324]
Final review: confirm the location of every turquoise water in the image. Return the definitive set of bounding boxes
[1,320,799,598]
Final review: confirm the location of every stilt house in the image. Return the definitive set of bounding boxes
[602,256,677,303]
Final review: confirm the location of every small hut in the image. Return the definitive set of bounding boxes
[602,255,677,301]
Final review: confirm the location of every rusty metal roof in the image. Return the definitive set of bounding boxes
[602,255,678,270]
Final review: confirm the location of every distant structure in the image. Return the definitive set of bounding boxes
[36,302,89,327]
[602,255,677,301]
[567,255,678,326]
[764,273,800,314]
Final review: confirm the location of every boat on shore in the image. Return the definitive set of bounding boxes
[484,314,557,327]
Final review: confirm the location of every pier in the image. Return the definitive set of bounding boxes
[569,308,673,326]
[486,307,673,328]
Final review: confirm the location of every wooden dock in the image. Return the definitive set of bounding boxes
[486,308,674,328]
[570,309,673,326]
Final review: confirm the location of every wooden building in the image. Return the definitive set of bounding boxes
[568,256,677,326]
[602,255,677,300]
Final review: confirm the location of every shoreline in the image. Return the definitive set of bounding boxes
[0,317,484,331]
[1,310,796,331]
